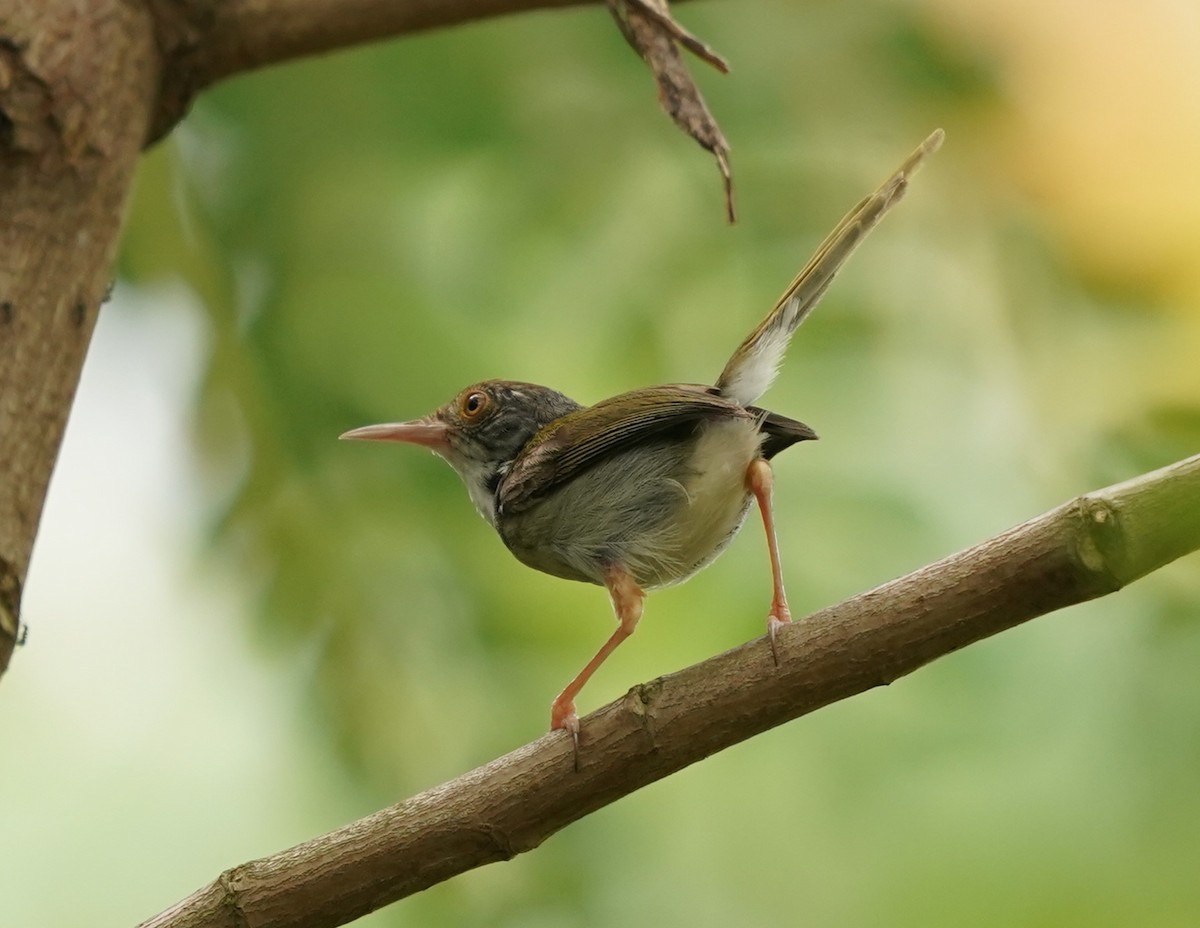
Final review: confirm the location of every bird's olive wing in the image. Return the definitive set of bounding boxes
[498,385,751,514]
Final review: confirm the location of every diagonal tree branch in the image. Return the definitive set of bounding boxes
[147,0,698,141]
[140,453,1200,928]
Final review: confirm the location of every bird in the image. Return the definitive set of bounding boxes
[341,130,943,744]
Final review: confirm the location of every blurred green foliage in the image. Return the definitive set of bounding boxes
[117,1,1199,925]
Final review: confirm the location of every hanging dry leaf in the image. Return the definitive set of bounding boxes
[607,0,735,222]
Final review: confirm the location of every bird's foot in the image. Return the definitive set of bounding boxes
[767,603,792,666]
[551,697,581,768]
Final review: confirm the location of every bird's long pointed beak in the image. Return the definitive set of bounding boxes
[339,418,450,451]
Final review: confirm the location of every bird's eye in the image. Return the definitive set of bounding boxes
[460,390,490,420]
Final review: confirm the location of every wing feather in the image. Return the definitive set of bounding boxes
[498,385,750,514]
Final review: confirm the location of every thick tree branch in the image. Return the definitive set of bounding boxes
[148,0,603,141]
[0,1,160,671]
[141,453,1200,928]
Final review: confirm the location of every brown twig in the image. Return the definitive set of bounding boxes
[139,454,1200,928]
[606,0,735,221]
[623,0,730,72]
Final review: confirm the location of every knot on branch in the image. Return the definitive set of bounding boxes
[217,864,252,927]
[621,679,664,749]
[1072,496,1126,595]
[0,37,58,155]
[477,821,517,861]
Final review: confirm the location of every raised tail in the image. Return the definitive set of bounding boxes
[715,129,944,406]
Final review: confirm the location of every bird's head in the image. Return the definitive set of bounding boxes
[340,380,581,526]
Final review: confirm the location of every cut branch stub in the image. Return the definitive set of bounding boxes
[607,0,735,222]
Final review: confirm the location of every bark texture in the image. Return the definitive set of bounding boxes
[0,1,160,667]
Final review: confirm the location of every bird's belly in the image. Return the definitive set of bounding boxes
[500,418,762,589]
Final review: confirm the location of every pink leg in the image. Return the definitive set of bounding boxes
[746,458,791,663]
[550,566,645,748]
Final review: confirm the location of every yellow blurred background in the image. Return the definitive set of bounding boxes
[4,0,1199,925]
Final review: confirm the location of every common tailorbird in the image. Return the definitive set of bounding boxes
[342,130,942,742]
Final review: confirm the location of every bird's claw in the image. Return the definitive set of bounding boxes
[551,701,582,770]
[767,609,792,666]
